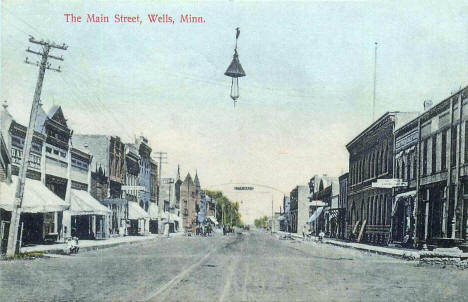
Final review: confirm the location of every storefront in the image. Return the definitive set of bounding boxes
[127,201,149,235]
[391,190,416,246]
[0,176,69,247]
[101,198,128,236]
[148,203,159,234]
[65,189,111,240]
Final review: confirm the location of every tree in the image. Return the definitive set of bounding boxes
[254,216,268,228]
[205,190,243,227]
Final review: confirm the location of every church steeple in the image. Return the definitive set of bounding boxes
[176,164,181,181]
[194,170,200,188]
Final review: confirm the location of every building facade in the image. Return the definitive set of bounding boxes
[338,172,349,239]
[394,86,468,250]
[74,135,127,236]
[346,112,418,245]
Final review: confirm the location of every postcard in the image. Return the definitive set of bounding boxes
[0,1,467,301]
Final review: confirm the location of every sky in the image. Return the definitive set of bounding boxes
[1,0,467,223]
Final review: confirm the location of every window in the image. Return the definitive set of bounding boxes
[442,131,447,170]
[44,212,55,234]
[432,136,437,174]
[375,151,379,176]
[451,126,457,167]
[402,161,406,180]
[396,161,400,180]
[382,196,387,225]
[407,156,411,181]
[465,121,468,163]
[423,139,428,175]
[46,147,52,153]
[413,156,417,180]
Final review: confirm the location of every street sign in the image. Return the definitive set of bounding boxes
[121,185,146,191]
[234,186,254,191]
[371,179,408,188]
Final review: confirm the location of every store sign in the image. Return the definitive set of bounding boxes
[121,185,146,191]
[395,128,418,153]
[234,186,254,191]
[372,179,408,188]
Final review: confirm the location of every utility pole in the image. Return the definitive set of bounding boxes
[6,36,67,256]
[372,42,378,122]
[153,152,167,207]
[271,193,274,235]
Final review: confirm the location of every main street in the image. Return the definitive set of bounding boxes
[1,230,467,302]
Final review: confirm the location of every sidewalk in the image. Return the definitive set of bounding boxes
[20,232,183,254]
[275,231,421,260]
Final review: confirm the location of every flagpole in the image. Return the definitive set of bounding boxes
[372,42,378,121]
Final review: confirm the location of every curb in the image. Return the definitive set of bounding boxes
[29,236,160,255]
[276,231,420,260]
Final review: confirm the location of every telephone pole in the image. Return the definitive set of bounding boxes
[153,152,167,207]
[6,36,67,256]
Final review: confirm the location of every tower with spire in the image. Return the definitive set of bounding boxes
[174,164,183,209]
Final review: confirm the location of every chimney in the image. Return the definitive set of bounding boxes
[424,100,433,111]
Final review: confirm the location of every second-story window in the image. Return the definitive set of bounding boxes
[442,130,447,170]
[423,139,428,175]
[432,136,437,174]
[465,121,468,163]
[451,126,457,167]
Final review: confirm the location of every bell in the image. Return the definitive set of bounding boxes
[225,50,246,78]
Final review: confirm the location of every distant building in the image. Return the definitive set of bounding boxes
[338,172,349,239]
[178,172,199,232]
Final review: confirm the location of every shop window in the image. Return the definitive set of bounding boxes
[44,212,55,234]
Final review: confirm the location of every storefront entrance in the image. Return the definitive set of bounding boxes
[72,215,94,239]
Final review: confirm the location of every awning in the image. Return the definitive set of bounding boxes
[206,216,219,225]
[310,200,327,207]
[148,204,159,220]
[307,207,324,224]
[0,176,69,213]
[128,202,150,220]
[70,189,111,216]
[392,190,416,216]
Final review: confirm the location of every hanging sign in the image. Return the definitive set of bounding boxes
[371,179,408,188]
[234,186,254,191]
[121,185,146,191]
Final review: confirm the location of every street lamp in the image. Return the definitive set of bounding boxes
[225,27,246,107]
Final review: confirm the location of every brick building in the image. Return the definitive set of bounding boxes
[346,112,418,244]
